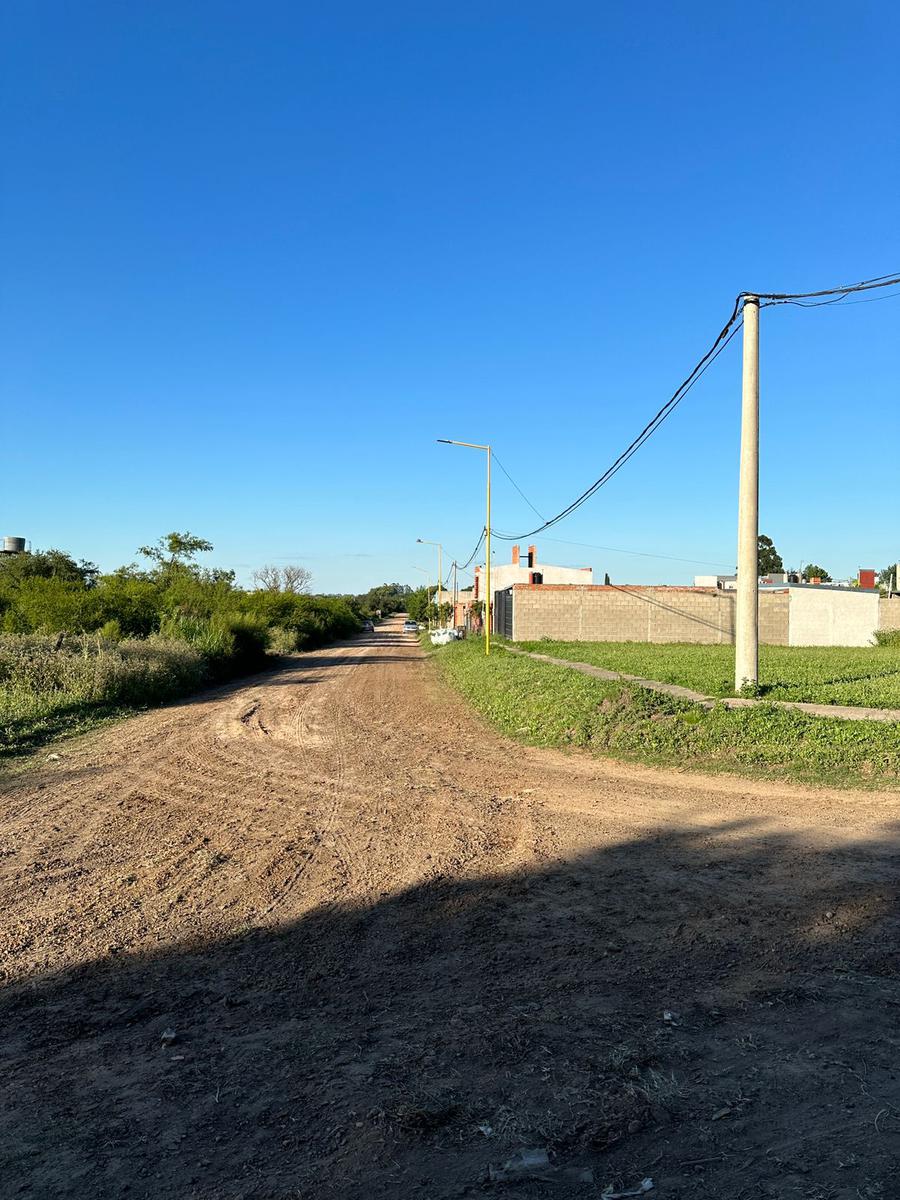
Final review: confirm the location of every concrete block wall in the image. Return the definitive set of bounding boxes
[511,584,794,645]
[788,587,880,647]
[879,597,900,632]
[759,591,790,645]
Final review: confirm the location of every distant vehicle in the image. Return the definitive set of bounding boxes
[361,619,375,632]
[402,619,418,633]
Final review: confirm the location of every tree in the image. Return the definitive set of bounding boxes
[137,531,213,568]
[757,535,783,575]
[251,564,313,594]
[406,586,432,624]
[878,563,899,593]
[0,548,98,588]
[356,583,412,616]
[802,564,832,582]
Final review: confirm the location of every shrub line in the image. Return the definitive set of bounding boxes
[501,645,900,724]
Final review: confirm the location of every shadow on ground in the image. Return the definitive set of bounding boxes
[3,818,899,1199]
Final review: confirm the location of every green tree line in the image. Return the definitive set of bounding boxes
[0,533,373,658]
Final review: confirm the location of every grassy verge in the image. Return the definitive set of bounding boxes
[433,637,900,788]
[518,640,900,707]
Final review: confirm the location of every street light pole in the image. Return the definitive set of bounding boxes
[411,565,431,627]
[416,538,444,627]
[437,439,492,654]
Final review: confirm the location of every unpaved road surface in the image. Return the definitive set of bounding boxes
[2,616,900,1199]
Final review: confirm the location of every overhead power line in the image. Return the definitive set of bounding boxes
[492,269,900,543]
[491,449,546,522]
[751,271,900,302]
[487,454,735,567]
[445,270,899,572]
[539,536,735,570]
[458,527,486,571]
[493,306,744,542]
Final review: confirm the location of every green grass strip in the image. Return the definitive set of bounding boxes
[517,640,900,708]
[433,637,900,789]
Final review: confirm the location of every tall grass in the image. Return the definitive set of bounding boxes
[159,613,270,678]
[0,556,365,758]
[0,633,209,756]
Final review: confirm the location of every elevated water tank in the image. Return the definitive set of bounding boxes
[3,537,26,554]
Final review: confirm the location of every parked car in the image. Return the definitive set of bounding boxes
[361,619,375,632]
[402,619,419,633]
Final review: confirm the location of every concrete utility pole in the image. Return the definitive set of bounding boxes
[485,447,491,654]
[735,295,760,692]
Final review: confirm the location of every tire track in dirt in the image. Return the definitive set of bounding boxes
[6,617,900,1199]
[255,644,371,915]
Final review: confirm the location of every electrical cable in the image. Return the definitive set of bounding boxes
[491,449,546,522]
[492,270,899,544]
[760,286,900,310]
[538,536,735,569]
[453,269,899,561]
[487,457,735,567]
[836,289,900,306]
[458,527,486,571]
[493,311,744,542]
[750,271,900,302]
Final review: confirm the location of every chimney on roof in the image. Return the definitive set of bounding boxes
[858,568,876,590]
[528,543,537,567]
[512,545,520,565]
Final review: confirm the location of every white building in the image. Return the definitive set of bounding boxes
[474,543,592,600]
[693,571,801,590]
[694,573,737,590]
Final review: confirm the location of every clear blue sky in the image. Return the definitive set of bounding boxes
[2,2,898,592]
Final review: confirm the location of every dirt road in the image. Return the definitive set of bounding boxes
[3,616,900,1198]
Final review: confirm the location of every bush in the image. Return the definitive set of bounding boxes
[2,577,103,634]
[874,629,900,648]
[240,592,360,648]
[267,626,300,655]
[159,613,270,679]
[0,632,209,755]
[0,541,365,754]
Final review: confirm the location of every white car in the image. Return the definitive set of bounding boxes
[402,619,419,633]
